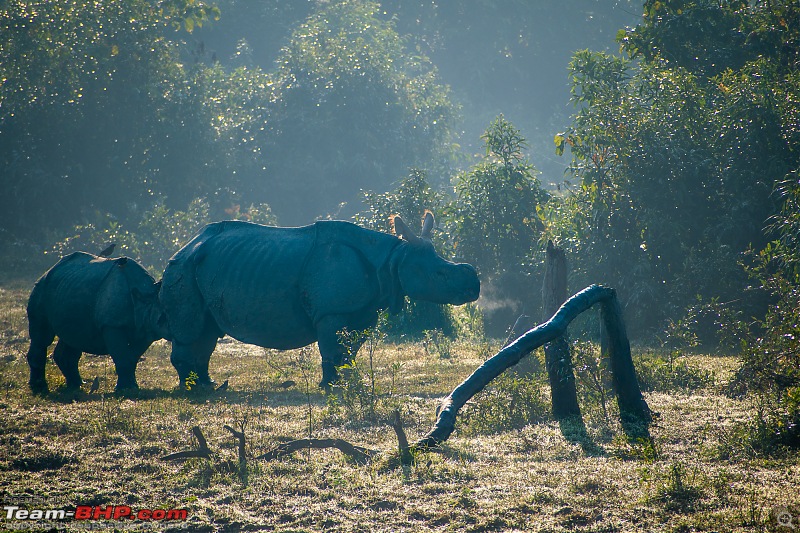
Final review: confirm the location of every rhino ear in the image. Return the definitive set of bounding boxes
[391,215,420,244]
[420,211,435,241]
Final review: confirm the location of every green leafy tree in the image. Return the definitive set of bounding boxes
[261,0,459,224]
[449,116,549,333]
[550,0,798,331]
[0,0,223,239]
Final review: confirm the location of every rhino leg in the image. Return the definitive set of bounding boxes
[316,316,366,389]
[27,318,54,393]
[170,326,218,390]
[103,328,144,391]
[52,340,83,389]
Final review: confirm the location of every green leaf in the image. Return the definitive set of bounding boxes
[554,133,566,156]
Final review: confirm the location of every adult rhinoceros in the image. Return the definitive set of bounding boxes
[160,212,480,388]
[26,252,170,392]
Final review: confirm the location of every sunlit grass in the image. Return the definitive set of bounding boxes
[0,285,797,532]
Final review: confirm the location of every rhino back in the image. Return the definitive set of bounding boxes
[166,222,318,348]
[94,257,158,337]
[36,252,119,353]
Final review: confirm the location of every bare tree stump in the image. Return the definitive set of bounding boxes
[415,285,651,449]
[542,241,581,420]
[223,425,247,464]
[390,410,413,465]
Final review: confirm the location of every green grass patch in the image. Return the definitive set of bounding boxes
[0,285,797,532]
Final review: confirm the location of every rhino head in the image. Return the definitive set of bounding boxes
[391,212,480,308]
[132,280,172,343]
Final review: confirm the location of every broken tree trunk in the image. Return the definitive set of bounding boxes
[415,285,651,449]
[541,241,581,420]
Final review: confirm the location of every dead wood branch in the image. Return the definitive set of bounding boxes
[390,410,413,465]
[161,426,212,461]
[223,424,246,465]
[257,439,376,465]
[415,285,651,449]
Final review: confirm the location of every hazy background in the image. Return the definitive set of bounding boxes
[2,0,797,344]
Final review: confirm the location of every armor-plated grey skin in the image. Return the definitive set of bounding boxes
[160,212,480,388]
[26,252,170,392]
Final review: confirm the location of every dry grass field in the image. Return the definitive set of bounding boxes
[0,282,798,532]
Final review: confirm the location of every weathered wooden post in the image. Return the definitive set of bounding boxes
[541,241,581,420]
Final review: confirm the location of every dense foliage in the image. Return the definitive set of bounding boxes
[549,0,797,335]
[0,0,223,238]
[263,1,458,224]
[0,0,458,240]
[549,0,800,449]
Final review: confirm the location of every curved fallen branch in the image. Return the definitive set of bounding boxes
[415,285,651,449]
[161,426,212,461]
[256,439,376,465]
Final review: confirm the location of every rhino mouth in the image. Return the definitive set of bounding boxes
[451,289,480,305]
[449,279,480,305]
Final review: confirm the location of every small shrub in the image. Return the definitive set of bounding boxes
[461,373,550,435]
[634,351,714,393]
[715,392,800,459]
[422,329,454,359]
[652,461,705,513]
[572,340,610,420]
[383,299,456,341]
[328,320,393,424]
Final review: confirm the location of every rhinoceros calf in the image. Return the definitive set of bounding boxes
[26,252,170,392]
[160,212,480,388]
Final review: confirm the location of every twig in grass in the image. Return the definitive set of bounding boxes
[161,426,211,461]
[223,424,246,465]
[224,422,248,484]
[390,409,413,465]
[256,438,376,465]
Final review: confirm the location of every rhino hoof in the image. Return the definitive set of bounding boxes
[65,379,85,390]
[29,379,49,395]
[114,386,140,399]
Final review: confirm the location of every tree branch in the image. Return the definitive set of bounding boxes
[161,426,212,461]
[415,285,651,449]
